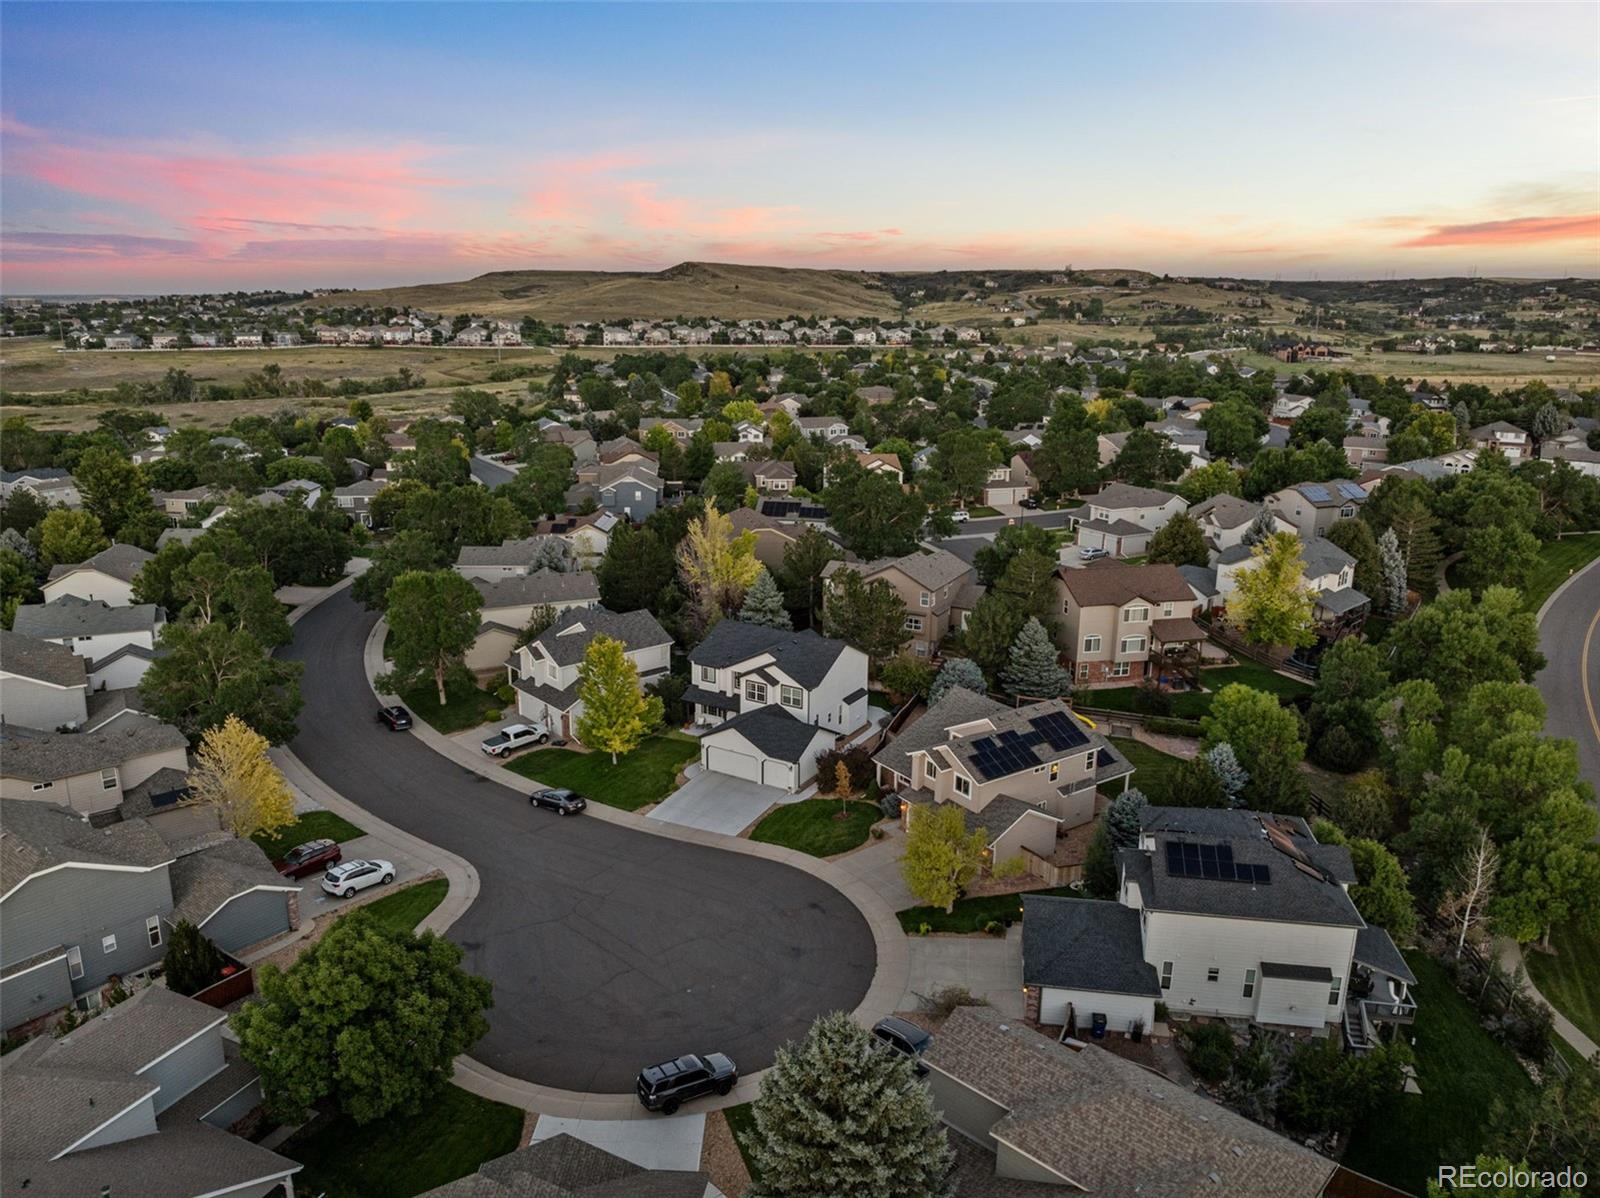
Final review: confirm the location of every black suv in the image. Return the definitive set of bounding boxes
[376,705,413,731]
[871,1016,933,1075]
[636,1053,737,1113]
[530,787,587,816]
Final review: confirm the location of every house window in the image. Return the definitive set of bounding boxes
[1160,961,1173,990]
[914,642,928,656]
[700,665,716,683]
[904,615,924,632]
[1077,663,1091,680]
[1162,603,1173,617]
[100,767,117,791]
[1340,505,1355,519]
[101,934,117,955]
[1123,606,1148,623]
[954,774,971,797]
[1049,762,1060,782]
[147,916,162,949]
[919,591,931,608]
[745,681,767,704]
[31,781,53,792]
[1328,976,1342,1005]
[1082,634,1101,653]
[1207,967,1220,983]
[1120,636,1146,655]
[1243,968,1257,999]
[67,946,84,980]
[780,685,803,709]
[1110,661,1131,678]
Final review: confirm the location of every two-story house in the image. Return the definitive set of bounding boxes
[566,461,661,523]
[1,631,90,730]
[0,800,297,1031]
[1216,536,1368,633]
[12,597,166,691]
[1342,434,1389,468]
[1018,807,1416,1050]
[1,985,302,1196]
[1189,495,1293,555]
[1264,480,1368,540]
[2,467,80,508]
[1467,420,1531,461]
[464,571,601,674]
[507,608,672,741]
[42,544,155,606]
[874,692,1133,871]
[795,415,850,441]
[979,459,1031,507]
[1055,563,1203,686]
[455,536,574,582]
[0,720,190,818]
[528,510,620,566]
[636,416,704,443]
[821,548,983,658]
[333,478,387,527]
[1071,483,1189,558]
[741,458,796,493]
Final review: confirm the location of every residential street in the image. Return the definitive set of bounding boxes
[280,590,876,1093]
[1534,559,1600,815]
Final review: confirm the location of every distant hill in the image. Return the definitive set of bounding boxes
[297,261,903,321]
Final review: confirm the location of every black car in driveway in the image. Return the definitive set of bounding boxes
[530,787,587,816]
[871,1016,933,1075]
[376,705,413,731]
[636,1053,738,1113]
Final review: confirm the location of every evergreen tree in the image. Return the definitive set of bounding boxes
[1240,508,1276,548]
[738,567,792,629]
[744,1010,955,1198]
[928,657,986,706]
[1205,742,1249,805]
[1106,788,1148,848]
[163,920,226,996]
[1377,527,1408,615]
[1000,617,1070,698]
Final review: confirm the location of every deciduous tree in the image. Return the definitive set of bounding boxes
[823,567,911,665]
[34,508,109,567]
[383,570,483,706]
[676,501,762,636]
[140,621,303,744]
[1147,512,1209,567]
[184,714,296,839]
[901,803,989,914]
[575,634,664,763]
[1225,531,1315,648]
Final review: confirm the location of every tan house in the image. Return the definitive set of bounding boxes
[1342,434,1389,468]
[1265,480,1368,540]
[822,547,982,658]
[1467,420,1531,461]
[465,571,601,674]
[1055,562,1203,686]
[42,544,154,607]
[728,507,819,573]
[0,719,190,818]
[741,459,796,493]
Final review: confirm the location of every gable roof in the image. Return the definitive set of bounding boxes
[1189,493,1261,530]
[473,570,600,610]
[1056,562,1194,608]
[825,547,972,593]
[13,596,162,639]
[416,1133,708,1198]
[705,704,831,763]
[1021,895,1161,996]
[0,719,188,784]
[0,797,173,896]
[926,1006,1335,1198]
[528,607,671,667]
[872,686,1008,782]
[456,535,569,568]
[0,629,88,689]
[1088,482,1183,510]
[169,838,295,927]
[46,543,155,585]
[688,620,852,688]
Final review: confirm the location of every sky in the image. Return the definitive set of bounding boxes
[2,2,1598,293]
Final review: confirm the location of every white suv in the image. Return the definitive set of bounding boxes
[321,859,395,898]
[481,722,550,757]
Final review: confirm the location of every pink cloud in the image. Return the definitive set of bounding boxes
[1397,213,1600,247]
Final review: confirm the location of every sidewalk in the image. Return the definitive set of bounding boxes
[1495,937,1599,1061]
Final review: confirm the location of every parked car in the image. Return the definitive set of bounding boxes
[530,787,587,816]
[376,704,413,731]
[871,1016,933,1075]
[1078,545,1109,561]
[273,838,342,879]
[636,1053,738,1114]
[321,859,395,898]
[481,722,550,757]
[951,509,970,524]
[1019,495,1041,510]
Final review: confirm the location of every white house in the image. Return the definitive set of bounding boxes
[1072,483,1188,558]
[1467,421,1531,461]
[696,708,838,793]
[1189,494,1292,555]
[507,608,671,742]
[42,544,155,606]
[12,598,165,687]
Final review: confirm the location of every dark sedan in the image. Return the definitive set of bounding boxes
[377,705,413,731]
[530,787,587,816]
[273,837,343,879]
[872,1016,933,1075]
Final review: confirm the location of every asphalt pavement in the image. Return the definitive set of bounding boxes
[1535,560,1600,801]
[281,591,875,1093]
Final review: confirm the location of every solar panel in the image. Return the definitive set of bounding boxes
[1031,711,1089,752]
[1163,840,1270,884]
[1336,481,1366,500]
[1301,483,1331,502]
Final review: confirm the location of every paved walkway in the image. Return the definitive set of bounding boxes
[1496,937,1598,1061]
[827,822,917,912]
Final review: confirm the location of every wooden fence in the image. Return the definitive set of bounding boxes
[190,965,254,1009]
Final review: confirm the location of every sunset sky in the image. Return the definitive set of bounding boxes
[2,1,1597,293]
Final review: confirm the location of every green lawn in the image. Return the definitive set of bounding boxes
[357,879,449,935]
[398,675,503,735]
[250,810,366,861]
[1109,737,1187,803]
[1523,532,1600,612]
[750,799,881,856]
[505,734,698,811]
[1523,923,1600,1047]
[283,1083,523,1198]
[867,691,895,711]
[898,885,1077,935]
[1343,952,1536,1196]
[722,1102,763,1185]
[1081,662,1311,720]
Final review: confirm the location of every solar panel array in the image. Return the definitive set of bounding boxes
[966,711,1091,780]
[1164,840,1271,885]
[1300,483,1332,502]
[1335,481,1366,500]
[1032,710,1090,752]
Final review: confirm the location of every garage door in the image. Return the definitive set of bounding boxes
[704,744,761,783]
[761,759,793,791]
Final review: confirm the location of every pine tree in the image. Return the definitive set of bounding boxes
[574,634,665,763]
[1000,617,1069,698]
[928,657,987,706]
[1377,527,1408,615]
[744,1010,955,1198]
[1205,742,1249,806]
[163,920,227,996]
[1106,788,1148,848]
[1240,508,1277,548]
[738,568,792,629]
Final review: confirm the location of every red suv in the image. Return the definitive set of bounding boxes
[273,838,342,879]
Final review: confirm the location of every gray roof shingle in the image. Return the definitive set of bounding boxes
[0,798,173,896]
[0,719,188,783]
[824,546,973,593]
[416,1132,708,1197]
[529,607,671,667]
[0,629,88,689]
[13,596,162,639]
[688,620,851,688]
[169,838,296,927]
[1021,895,1161,996]
[706,704,830,763]
[45,543,155,585]
[872,687,1007,783]
[473,571,600,610]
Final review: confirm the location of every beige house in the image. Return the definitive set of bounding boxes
[1467,420,1531,461]
[1265,481,1368,540]
[42,544,155,607]
[1055,563,1203,686]
[1342,434,1389,468]
[822,547,982,658]
[1,720,190,817]
[465,571,601,674]
[1189,494,1293,554]
[728,507,817,573]
[508,608,671,741]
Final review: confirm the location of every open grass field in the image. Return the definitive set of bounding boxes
[357,878,450,936]
[1523,923,1600,1046]
[297,261,902,322]
[505,733,698,811]
[250,810,367,861]
[1522,532,1600,612]
[283,1082,523,1198]
[1240,346,1600,388]
[1343,952,1535,1196]
[749,799,881,857]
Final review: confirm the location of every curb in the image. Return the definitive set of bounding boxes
[1534,552,1600,626]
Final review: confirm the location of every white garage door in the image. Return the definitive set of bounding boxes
[761,759,793,791]
[705,744,761,783]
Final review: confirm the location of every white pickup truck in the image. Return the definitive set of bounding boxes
[481,722,550,757]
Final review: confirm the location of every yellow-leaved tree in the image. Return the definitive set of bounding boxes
[676,500,762,636]
[186,714,296,839]
[574,635,665,764]
[900,804,989,914]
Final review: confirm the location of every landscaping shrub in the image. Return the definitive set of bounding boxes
[1145,716,1205,736]
[991,854,1029,880]
[482,707,502,723]
[982,920,1005,937]
[924,986,989,1017]
[648,672,689,726]
[1184,1022,1237,1084]
[494,683,515,704]
[876,787,901,820]
[1132,680,1174,716]
[163,919,226,996]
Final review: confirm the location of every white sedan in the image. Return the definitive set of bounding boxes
[321,859,396,898]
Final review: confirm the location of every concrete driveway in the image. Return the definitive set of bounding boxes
[649,770,794,836]
[900,931,1025,1017]
[531,1113,706,1171]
